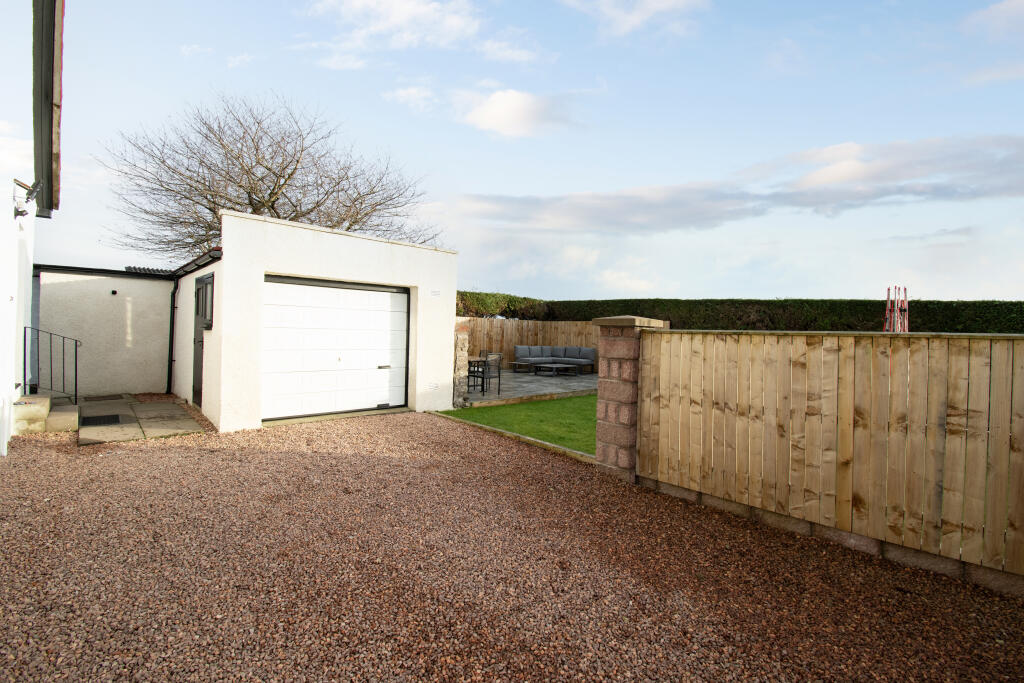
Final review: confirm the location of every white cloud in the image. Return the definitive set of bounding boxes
[597,269,656,293]
[478,39,537,63]
[383,86,437,111]
[310,0,480,50]
[227,53,254,68]
[561,0,708,35]
[448,135,1024,234]
[317,53,366,70]
[964,0,1024,37]
[461,89,568,137]
[967,62,1024,84]
[0,120,18,136]
[179,44,212,57]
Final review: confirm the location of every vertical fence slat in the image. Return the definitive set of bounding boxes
[776,336,793,515]
[983,340,1012,569]
[821,336,840,528]
[852,337,873,537]
[678,334,691,488]
[961,339,991,565]
[762,335,779,512]
[1006,340,1024,574]
[749,336,765,510]
[941,338,970,559]
[923,338,949,555]
[658,334,672,484]
[702,334,716,493]
[790,336,808,519]
[805,336,823,525]
[737,335,751,505]
[725,334,739,502]
[868,337,891,541]
[837,337,856,532]
[668,334,683,487]
[689,334,705,490]
[886,337,909,545]
[904,338,929,550]
[712,335,727,499]
[639,331,654,478]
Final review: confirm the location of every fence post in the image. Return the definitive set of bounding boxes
[593,315,669,480]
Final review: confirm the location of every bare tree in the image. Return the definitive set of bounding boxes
[104,95,436,260]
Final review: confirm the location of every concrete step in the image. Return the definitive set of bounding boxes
[45,404,79,432]
[12,396,52,435]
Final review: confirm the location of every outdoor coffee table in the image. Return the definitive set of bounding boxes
[533,363,578,377]
[511,361,534,373]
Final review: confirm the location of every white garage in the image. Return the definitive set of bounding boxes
[261,277,409,420]
[170,210,457,432]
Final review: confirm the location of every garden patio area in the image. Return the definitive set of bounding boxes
[1,412,1021,679]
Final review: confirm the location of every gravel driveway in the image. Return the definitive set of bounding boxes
[2,412,1022,680]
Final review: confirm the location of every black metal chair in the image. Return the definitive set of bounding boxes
[481,352,502,395]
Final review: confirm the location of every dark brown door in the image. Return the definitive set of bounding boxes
[192,275,214,406]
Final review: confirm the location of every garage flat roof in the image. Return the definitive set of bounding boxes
[218,210,458,255]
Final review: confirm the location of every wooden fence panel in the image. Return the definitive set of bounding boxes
[460,318,599,367]
[1007,340,1024,574]
[637,330,1024,576]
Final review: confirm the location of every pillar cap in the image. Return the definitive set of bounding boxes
[592,315,669,329]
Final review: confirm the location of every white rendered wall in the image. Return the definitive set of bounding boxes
[170,262,222,426]
[1,184,36,455]
[199,211,457,432]
[36,271,173,397]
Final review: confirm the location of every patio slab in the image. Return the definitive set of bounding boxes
[467,367,597,405]
[78,398,202,444]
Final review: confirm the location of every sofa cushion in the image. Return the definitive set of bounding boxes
[540,345,552,356]
[580,347,596,361]
[560,358,591,365]
[564,346,581,359]
[514,345,530,360]
[529,345,543,358]
[552,346,566,358]
[525,357,557,364]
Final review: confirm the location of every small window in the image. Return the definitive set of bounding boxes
[196,274,214,330]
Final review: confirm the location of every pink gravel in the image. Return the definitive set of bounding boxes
[1,412,1022,680]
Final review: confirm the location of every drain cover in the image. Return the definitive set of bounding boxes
[80,414,120,427]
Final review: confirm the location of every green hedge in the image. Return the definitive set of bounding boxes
[457,293,1024,334]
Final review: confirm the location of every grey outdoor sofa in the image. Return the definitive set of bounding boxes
[513,345,597,373]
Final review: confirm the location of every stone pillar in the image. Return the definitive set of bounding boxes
[453,318,470,408]
[593,315,669,477]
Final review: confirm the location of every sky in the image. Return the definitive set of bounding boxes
[2,0,1024,300]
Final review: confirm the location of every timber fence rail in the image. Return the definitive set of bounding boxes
[458,317,599,369]
[637,329,1024,576]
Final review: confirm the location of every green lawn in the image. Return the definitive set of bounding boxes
[441,394,597,455]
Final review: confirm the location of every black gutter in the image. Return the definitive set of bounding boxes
[34,263,176,281]
[165,247,223,394]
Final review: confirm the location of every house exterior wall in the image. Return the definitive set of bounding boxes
[36,270,173,397]
[173,211,457,432]
[170,261,222,424]
[1,184,36,455]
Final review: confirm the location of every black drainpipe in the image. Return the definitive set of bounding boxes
[165,278,179,394]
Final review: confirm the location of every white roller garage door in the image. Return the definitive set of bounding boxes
[261,276,408,420]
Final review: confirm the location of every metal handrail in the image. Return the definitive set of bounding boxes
[23,327,82,404]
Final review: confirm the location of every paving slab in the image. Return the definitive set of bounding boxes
[77,399,200,444]
[137,414,202,439]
